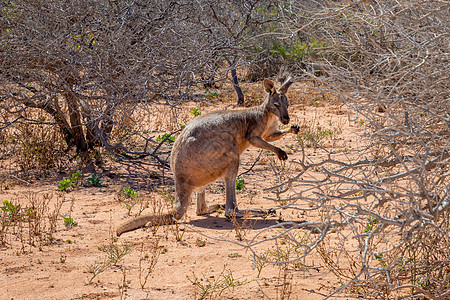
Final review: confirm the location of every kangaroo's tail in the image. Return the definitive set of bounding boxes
[116,210,176,236]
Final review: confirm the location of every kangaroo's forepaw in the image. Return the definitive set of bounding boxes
[290,124,300,134]
[277,149,288,160]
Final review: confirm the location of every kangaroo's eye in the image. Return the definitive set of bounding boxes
[273,101,280,107]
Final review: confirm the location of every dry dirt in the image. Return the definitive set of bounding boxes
[0,84,363,300]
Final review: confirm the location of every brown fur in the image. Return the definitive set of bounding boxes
[116,78,298,236]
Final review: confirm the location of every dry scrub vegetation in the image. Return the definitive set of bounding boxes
[0,0,449,299]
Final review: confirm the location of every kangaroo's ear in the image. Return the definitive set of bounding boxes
[263,79,276,95]
[279,76,294,94]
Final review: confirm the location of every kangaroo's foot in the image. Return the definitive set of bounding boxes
[225,208,276,219]
[196,204,225,216]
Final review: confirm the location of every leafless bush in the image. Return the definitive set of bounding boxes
[0,0,448,297]
[0,0,241,168]
[0,192,64,250]
[256,0,449,298]
[138,236,162,289]
[0,0,292,173]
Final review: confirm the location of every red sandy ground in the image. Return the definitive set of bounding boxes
[0,84,363,299]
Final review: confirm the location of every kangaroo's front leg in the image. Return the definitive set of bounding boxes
[263,125,300,142]
[247,136,289,160]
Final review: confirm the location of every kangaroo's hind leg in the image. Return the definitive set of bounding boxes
[223,158,240,218]
[223,160,274,219]
[196,187,224,216]
[163,181,194,224]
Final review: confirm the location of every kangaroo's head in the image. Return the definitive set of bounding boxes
[263,77,294,125]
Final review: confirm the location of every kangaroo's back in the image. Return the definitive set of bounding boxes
[171,107,262,167]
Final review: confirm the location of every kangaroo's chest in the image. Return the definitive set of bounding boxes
[236,116,278,154]
[261,117,278,140]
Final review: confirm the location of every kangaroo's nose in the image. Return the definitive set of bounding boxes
[281,117,290,125]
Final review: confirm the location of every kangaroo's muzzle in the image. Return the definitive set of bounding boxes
[281,117,290,125]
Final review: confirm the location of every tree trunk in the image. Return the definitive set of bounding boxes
[227,56,245,105]
[64,91,88,152]
[231,67,245,105]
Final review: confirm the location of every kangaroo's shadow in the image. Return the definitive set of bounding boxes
[189,216,310,231]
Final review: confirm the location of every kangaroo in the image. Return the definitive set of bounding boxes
[116,78,299,236]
